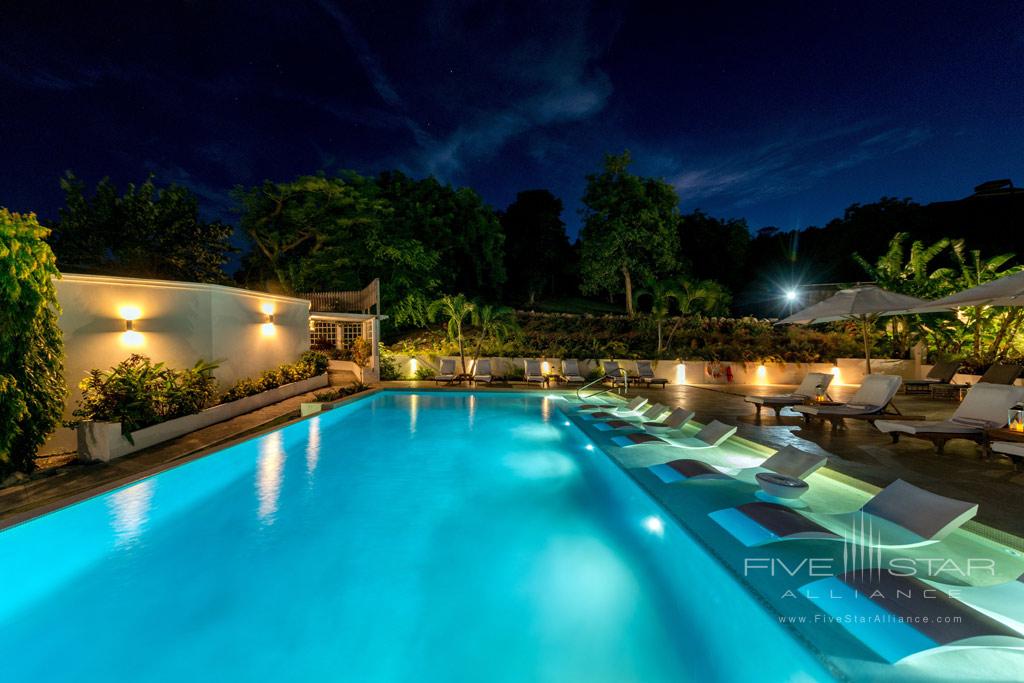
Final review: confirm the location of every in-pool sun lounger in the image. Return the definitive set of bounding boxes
[709,478,977,548]
[577,394,647,413]
[744,372,833,417]
[876,383,1024,453]
[802,571,1024,663]
[649,444,827,485]
[922,573,1024,636]
[642,407,694,433]
[792,374,906,429]
[471,359,493,385]
[560,359,586,384]
[592,403,668,430]
[432,358,458,385]
[583,396,650,420]
[611,420,736,449]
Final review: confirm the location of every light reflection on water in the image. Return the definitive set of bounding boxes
[468,394,476,430]
[107,480,154,547]
[305,417,321,477]
[256,431,285,524]
[409,393,419,435]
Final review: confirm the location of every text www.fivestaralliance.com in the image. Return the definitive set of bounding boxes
[780,614,962,625]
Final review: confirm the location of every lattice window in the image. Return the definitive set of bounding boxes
[341,323,362,348]
[310,320,337,347]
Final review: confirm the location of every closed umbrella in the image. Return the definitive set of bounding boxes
[776,286,930,373]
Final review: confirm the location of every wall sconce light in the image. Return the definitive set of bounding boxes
[260,302,275,324]
[118,306,144,346]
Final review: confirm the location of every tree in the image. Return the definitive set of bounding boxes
[500,190,572,304]
[579,152,680,316]
[1,209,66,475]
[374,171,506,300]
[946,241,1023,363]
[633,278,680,356]
[235,174,388,293]
[677,210,751,296]
[51,173,234,283]
[469,304,519,370]
[853,232,953,358]
[427,294,476,374]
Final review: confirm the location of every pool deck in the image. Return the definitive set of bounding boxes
[4,379,1024,539]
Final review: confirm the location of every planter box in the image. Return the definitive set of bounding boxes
[77,373,329,462]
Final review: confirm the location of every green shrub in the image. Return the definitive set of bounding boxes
[378,344,401,380]
[0,209,66,474]
[69,355,218,436]
[220,351,329,403]
[414,365,436,380]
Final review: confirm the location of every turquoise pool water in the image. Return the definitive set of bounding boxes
[0,392,833,681]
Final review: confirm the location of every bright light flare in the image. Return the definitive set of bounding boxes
[260,302,275,315]
[119,305,141,321]
[784,289,798,302]
[121,330,144,347]
[642,515,665,537]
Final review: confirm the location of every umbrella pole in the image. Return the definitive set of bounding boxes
[861,316,872,374]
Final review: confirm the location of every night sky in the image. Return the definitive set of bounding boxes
[2,1,1022,238]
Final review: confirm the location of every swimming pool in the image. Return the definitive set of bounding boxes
[0,391,834,681]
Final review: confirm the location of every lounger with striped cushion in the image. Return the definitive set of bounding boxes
[802,571,1024,663]
[592,403,667,430]
[561,359,586,383]
[524,359,547,385]
[649,445,827,484]
[471,359,493,385]
[432,358,457,384]
[709,479,977,548]
[612,419,736,449]
[635,360,667,387]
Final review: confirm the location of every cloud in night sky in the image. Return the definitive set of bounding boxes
[0,0,1021,238]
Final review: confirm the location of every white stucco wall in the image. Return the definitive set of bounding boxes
[45,274,311,453]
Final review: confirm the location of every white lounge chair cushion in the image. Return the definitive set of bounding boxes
[794,375,901,416]
[991,441,1024,458]
[794,372,834,398]
[761,445,828,479]
[952,384,1024,427]
[874,419,986,436]
[694,420,737,447]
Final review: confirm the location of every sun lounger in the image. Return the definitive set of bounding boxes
[792,374,905,429]
[930,363,1023,399]
[649,444,827,484]
[744,372,834,417]
[903,359,960,394]
[471,359,493,385]
[922,573,1024,636]
[990,441,1024,469]
[524,359,548,386]
[432,358,458,385]
[584,396,649,420]
[642,407,695,433]
[602,360,628,386]
[802,571,1024,663]
[560,359,586,384]
[592,403,668,430]
[634,360,667,388]
[611,419,736,449]
[709,478,977,548]
[577,393,648,411]
[876,384,1024,453]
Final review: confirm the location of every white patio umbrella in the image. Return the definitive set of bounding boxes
[911,270,1024,309]
[776,285,931,373]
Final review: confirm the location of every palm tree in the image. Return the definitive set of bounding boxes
[427,294,475,374]
[947,242,1023,362]
[854,232,952,358]
[648,277,732,356]
[469,304,519,372]
[633,279,680,356]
